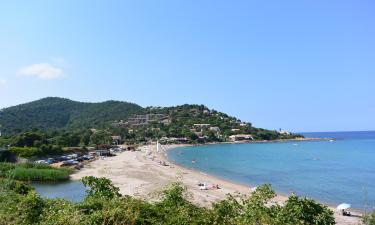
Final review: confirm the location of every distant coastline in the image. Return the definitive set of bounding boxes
[194,137,335,146]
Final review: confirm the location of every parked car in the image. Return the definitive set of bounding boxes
[46,158,56,164]
[82,155,94,160]
[35,160,48,164]
[62,160,79,166]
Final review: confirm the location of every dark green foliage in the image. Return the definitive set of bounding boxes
[0,97,143,135]
[0,98,305,151]
[0,98,303,145]
[279,195,335,225]
[210,184,335,225]
[18,191,45,224]
[364,211,375,225]
[0,162,71,181]
[0,178,34,195]
[9,146,42,157]
[81,176,121,199]
[0,177,336,225]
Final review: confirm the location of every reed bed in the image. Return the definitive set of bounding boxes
[0,162,71,181]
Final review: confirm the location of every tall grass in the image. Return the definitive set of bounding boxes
[0,162,71,181]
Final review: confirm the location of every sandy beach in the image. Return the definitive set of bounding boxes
[71,144,362,225]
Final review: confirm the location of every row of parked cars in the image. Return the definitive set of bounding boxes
[34,153,95,166]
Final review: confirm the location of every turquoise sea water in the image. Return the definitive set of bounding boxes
[168,131,375,211]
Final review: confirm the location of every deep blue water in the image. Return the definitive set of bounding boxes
[168,131,375,211]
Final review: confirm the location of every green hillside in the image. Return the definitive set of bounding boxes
[0,97,143,135]
[0,98,303,158]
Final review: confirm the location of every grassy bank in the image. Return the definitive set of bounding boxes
[0,162,72,181]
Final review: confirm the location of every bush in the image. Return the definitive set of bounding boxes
[81,176,121,199]
[0,162,15,177]
[0,177,336,225]
[280,195,335,225]
[18,191,45,224]
[0,178,34,195]
[9,146,42,158]
[364,211,375,225]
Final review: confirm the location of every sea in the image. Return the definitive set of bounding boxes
[168,131,375,211]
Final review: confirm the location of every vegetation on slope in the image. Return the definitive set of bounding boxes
[0,176,336,225]
[0,97,143,135]
[110,104,303,143]
[0,98,303,158]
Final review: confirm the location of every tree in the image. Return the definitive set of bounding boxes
[81,176,121,199]
[280,195,335,225]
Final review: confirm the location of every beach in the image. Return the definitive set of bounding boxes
[71,144,362,225]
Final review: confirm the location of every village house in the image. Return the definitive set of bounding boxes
[111,136,122,145]
[229,134,253,142]
[209,126,220,132]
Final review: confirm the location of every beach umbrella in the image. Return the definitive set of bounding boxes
[337,203,351,210]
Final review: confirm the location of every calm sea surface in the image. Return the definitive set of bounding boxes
[168,131,375,211]
[33,180,86,202]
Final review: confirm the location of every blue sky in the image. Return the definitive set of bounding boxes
[0,1,374,132]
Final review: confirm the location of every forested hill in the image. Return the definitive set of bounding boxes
[0,97,143,135]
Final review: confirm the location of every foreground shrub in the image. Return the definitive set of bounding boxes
[0,178,34,195]
[280,195,335,225]
[0,162,15,177]
[0,176,336,225]
[40,198,85,225]
[81,176,121,199]
[364,210,375,225]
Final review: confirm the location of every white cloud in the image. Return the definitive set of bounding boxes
[18,63,64,80]
[0,77,6,85]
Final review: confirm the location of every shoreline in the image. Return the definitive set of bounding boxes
[71,142,362,225]
[163,144,364,212]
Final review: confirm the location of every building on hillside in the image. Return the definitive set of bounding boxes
[229,134,254,142]
[160,118,171,125]
[111,136,122,145]
[197,136,208,142]
[111,120,127,128]
[159,137,188,144]
[209,127,220,132]
[193,124,211,128]
[90,128,98,133]
[112,114,170,127]
[127,114,169,126]
[278,130,291,135]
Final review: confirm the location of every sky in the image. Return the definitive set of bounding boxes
[0,1,374,132]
